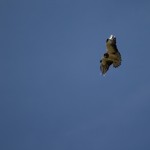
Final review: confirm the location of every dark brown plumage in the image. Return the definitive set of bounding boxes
[100,35,122,75]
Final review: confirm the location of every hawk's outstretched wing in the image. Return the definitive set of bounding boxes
[100,57,113,75]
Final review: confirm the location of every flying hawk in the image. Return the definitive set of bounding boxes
[100,35,122,75]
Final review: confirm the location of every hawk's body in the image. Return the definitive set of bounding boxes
[100,35,122,75]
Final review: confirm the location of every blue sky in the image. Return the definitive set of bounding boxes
[1,0,150,150]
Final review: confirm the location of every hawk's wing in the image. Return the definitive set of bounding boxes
[100,57,113,75]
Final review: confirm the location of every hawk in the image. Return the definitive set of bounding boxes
[100,35,122,75]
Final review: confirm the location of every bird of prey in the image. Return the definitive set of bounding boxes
[100,35,122,75]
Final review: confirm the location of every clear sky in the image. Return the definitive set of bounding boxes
[1,0,150,150]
